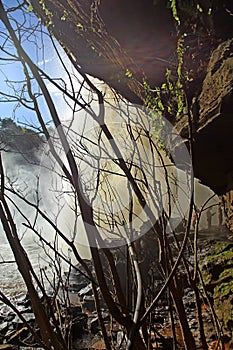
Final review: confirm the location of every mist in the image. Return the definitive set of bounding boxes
[0,104,223,299]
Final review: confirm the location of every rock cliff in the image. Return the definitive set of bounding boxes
[30,0,233,229]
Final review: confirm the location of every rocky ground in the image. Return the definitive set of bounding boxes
[152,238,232,350]
[0,230,232,350]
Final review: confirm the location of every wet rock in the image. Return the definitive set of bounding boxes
[69,282,87,293]
[189,319,198,328]
[78,283,93,299]
[90,316,99,334]
[82,296,96,313]
[16,294,31,310]
[68,293,81,307]
[67,263,93,295]
[90,339,106,349]
[102,312,110,323]
[186,300,196,309]
[116,331,126,348]
[72,313,88,340]
[3,313,15,323]
[153,315,165,324]
[69,305,83,318]
[0,322,8,334]
[12,313,35,324]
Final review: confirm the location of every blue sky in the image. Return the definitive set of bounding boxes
[0,1,45,125]
[0,0,78,129]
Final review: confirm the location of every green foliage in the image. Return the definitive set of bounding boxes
[169,0,180,25]
[141,0,189,149]
[26,3,33,12]
[143,80,164,115]
[196,3,203,13]
[143,0,189,122]
[76,22,84,30]
[61,10,68,21]
[125,69,133,78]
[143,35,187,122]
[214,279,233,303]
[175,35,187,117]
[39,0,53,28]
[170,1,213,22]
[142,81,166,148]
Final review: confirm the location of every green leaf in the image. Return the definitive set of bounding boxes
[26,4,33,12]
[197,4,203,13]
[125,69,133,78]
[169,0,180,25]
[76,23,84,30]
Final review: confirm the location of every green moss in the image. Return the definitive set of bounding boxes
[219,267,233,280]
[201,268,212,285]
[212,242,229,254]
[204,243,233,266]
[214,279,233,299]
[200,241,233,331]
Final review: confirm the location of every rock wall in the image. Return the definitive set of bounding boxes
[175,39,233,230]
[194,39,233,194]
[195,39,233,230]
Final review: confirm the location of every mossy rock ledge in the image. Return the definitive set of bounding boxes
[201,242,233,333]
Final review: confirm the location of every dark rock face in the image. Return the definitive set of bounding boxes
[175,39,233,229]
[193,39,233,194]
[174,38,233,195]
[30,0,176,103]
[98,0,176,84]
[29,1,233,102]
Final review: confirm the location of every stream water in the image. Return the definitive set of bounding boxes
[0,236,49,303]
[0,224,229,308]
